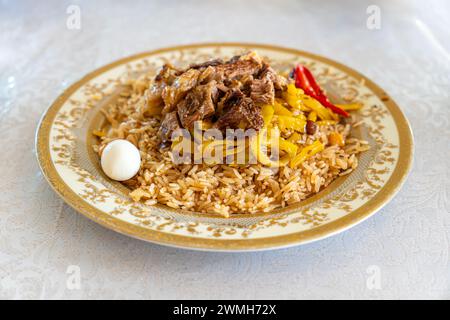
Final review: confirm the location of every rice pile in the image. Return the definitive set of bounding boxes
[93,74,369,217]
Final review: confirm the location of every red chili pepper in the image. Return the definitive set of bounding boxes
[294,65,316,97]
[293,65,349,117]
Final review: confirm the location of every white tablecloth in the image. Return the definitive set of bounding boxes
[1,0,449,299]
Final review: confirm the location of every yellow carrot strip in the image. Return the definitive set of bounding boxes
[279,137,298,159]
[300,95,333,120]
[92,129,105,137]
[329,109,340,121]
[308,111,317,122]
[277,116,306,133]
[289,140,324,168]
[278,155,290,167]
[288,132,301,143]
[273,101,293,116]
[283,84,310,111]
[336,103,362,111]
[261,104,275,126]
[250,128,288,167]
[286,83,303,97]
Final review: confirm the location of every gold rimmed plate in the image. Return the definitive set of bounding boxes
[36,43,413,251]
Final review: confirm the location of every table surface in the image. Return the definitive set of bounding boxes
[1,0,449,299]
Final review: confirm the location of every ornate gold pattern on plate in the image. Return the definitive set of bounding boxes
[36,43,413,251]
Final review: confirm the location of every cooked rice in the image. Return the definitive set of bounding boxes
[94,73,368,217]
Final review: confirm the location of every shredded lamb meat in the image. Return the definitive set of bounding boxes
[214,89,264,131]
[250,78,275,105]
[177,81,218,130]
[151,52,287,145]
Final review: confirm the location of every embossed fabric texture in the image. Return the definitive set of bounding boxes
[0,0,449,299]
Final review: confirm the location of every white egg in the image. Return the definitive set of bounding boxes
[101,139,141,181]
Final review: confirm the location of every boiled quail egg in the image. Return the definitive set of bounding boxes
[100,139,141,181]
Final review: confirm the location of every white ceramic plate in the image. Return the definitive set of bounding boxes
[36,43,413,251]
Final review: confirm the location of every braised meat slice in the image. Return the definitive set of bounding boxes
[155,63,181,83]
[215,89,264,131]
[197,66,225,84]
[177,81,218,130]
[215,52,263,80]
[258,62,287,90]
[146,64,181,107]
[190,59,224,70]
[158,111,181,142]
[161,68,201,113]
[250,78,275,105]
[193,56,261,85]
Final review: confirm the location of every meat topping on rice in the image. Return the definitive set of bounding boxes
[154,52,286,143]
[177,80,218,130]
[214,88,264,131]
[250,77,275,105]
[161,68,201,113]
[189,58,224,70]
[146,63,181,107]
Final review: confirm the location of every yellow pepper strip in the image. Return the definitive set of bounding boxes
[250,129,289,167]
[336,103,362,111]
[198,140,250,165]
[316,120,338,126]
[92,129,105,137]
[308,111,317,122]
[288,132,301,143]
[277,115,306,132]
[283,84,310,112]
[250,133,273,167]
[279,137,298,158]
[273,101,293,116]
[300,95,334,120]
[287,83,303,97]
[261,104,275,126]
[172,137,249,163]
[289,140,325,168]
[294,112,307,120]
[328,132,345,146]
[278,155,291,167]
[330,112,339,121]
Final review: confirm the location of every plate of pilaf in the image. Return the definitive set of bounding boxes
[36,43,413,251]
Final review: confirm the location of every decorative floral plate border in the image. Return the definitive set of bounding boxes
[36,43,413,251]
